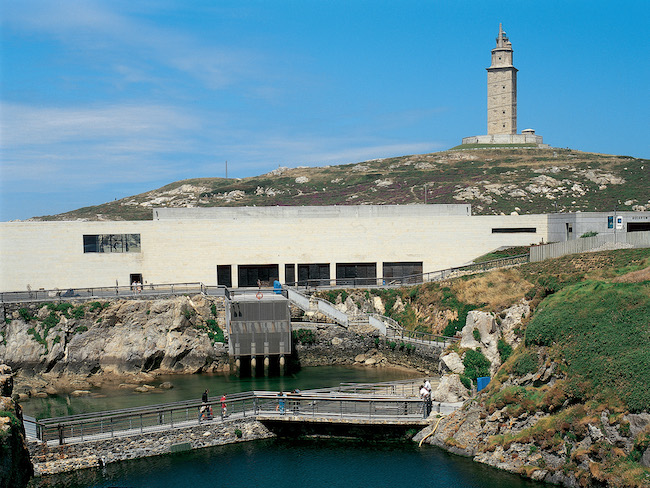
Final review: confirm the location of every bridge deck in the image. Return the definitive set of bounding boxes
[25,380,462,445]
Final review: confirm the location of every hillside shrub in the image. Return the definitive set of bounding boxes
[512,352,538,376]
[19,308,34,322]
[292,329,316,345]
[462,349,491,384]
[497,339,513,363]
[525,280,650,412]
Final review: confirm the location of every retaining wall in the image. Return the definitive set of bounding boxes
[29,418,274,476]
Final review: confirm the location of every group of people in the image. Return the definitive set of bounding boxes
[199,389,227,422]
[419,379,433,417]
[131,280,142,295]
[276,389,301,415]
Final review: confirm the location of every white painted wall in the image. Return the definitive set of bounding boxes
[0,207,548,292]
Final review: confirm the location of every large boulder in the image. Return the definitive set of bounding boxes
[439,352,465,374]
[431,374,471,403]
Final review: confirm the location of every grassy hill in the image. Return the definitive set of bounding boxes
[32,147,649,221]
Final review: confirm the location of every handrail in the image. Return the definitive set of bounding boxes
[1,283,229,304]
[25,380,442,444]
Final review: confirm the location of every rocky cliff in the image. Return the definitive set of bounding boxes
[416,278,650,488]
[0,365,33,488]
[0,295,229,394]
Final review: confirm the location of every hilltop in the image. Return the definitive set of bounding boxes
[31,147,649,221]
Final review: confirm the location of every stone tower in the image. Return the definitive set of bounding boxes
[487,23,517,135]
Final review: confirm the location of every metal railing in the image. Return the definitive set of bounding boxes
[1,283,228,304]
[25,386,437,445]
[285,254,530,291]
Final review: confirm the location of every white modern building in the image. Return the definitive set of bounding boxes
[1,205,648,293]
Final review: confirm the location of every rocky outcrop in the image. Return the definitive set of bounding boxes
[0,365,34,488]
[0,296,229,393]
[292,323,441,374]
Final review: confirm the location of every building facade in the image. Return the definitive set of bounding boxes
[1,206,648,293]
[1,205,548,292]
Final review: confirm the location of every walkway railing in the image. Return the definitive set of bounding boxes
[24,380,447,445]
[1,283,229,304]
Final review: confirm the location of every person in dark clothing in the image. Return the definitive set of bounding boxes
[202,389,209,403]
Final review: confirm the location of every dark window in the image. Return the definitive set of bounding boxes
[628,222,650,232]
[238,265,279,287]
[83,234,141,253]
[383,262,423,279]
[285,264,295,285]
[491,228,536,234]
[298,263,330,286]
[336,263,376,286]
[217,265,232,287]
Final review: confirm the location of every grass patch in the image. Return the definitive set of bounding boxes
[525,280,650,412]
[292,328,316,345]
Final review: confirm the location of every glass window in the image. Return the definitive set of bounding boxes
[83,234,141,253]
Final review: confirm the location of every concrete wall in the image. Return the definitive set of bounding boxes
[0,207,549,292]
[530,231,650,262]
[548,212,650,242]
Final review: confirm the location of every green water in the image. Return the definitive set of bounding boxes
[29,438,550,488]
[21,366,421,419]
[24,367,550,488]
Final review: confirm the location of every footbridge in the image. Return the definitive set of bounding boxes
[24,380,461,445]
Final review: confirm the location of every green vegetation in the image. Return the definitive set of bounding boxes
[525,280,650,412]
[474,246,530,263]
[75,325,88,334]
[292,328,316,345]
[89,301,109,312]
[18,308,35,322]
[511,351,538,376]
[37,148,648,222]
[497,338,513,363]
[462,348,491,385]
[197,319,224,344]
[580,231,598,238]
[472,329,481,342]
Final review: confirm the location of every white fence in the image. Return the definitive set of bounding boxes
[530,231,650,262]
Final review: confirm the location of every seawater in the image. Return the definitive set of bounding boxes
[21,365,420,418]
[23,367,550,487]
[28,438,549,488]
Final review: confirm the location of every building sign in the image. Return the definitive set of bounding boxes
[608,216,613,229]
[616,216,623,230]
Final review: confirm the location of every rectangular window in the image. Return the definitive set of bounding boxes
[217,265,232,287]
[491,228,536,234]
[297,263,330,286]
[336,263,377,286]
[285,264,295,285]
[83,234,141,253]
[237,264,279,287]
[383,262,423,279]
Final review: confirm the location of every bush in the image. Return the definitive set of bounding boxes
[72,306,85,319]
[580,231,598,238]
[234,428,243,438]
[463,349,491,383]
[292,329,316,345]
[19,308,34,322]
[459,374,472,390]
[497,339,513,363]
[473,329,481,342]
[512,352,538,376]
[388,341,397,351]
[75,325,88,334]
[526,280,650,412]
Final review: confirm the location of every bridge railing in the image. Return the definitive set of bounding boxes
[0,282,224,304]
[26,386,436,445]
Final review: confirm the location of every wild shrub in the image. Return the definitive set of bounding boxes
[512,352,538,376]
[462,349,491,384]
[292,329,316,345]
[497,339,513,363]
[526,280,650,411]
[19,308,35,322]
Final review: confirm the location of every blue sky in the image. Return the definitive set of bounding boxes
[1,0,649,221]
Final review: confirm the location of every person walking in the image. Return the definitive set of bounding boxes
[221,394,227,417]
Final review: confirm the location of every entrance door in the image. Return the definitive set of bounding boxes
[130,273,143,285]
